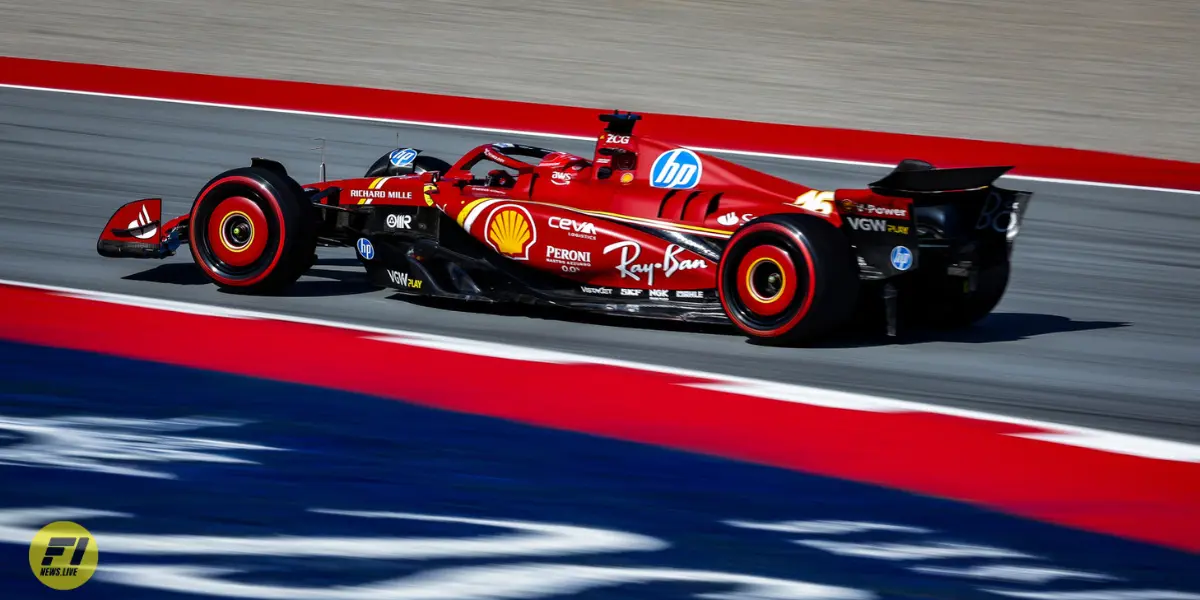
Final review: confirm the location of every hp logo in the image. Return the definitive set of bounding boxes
[649,149,702,190]
[890,246,913,271]
[356,238,375,260]
[389,148,418,167]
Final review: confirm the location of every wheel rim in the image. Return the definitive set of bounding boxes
[719,226,813,334]
[222,212,253,249]
[733,244,799,319]
[205,196,270,269]
[191,180,282,283]
[747,257,785,302]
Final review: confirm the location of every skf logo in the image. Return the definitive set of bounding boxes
[484,205,537,260]
[29,521,98,590]
[887,224,910,235]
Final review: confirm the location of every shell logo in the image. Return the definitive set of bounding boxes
[484,204,537,260]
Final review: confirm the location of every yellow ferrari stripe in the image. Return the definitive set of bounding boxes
[447,198,734,237]
[581,209,733,235]
[456,198,493,228]
[522,201,734,236]
[369,177,385,190]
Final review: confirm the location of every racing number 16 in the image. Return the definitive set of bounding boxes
[793,190,834,215]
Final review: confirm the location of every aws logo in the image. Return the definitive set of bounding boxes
[29,521,98,590]
[485,204,537,260]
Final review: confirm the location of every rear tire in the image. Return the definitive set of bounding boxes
[718,214,860,345]
[907,206,1011,329]
[910,263,1009,329]
[188,166,317,294]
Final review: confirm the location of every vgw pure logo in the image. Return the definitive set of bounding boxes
[29,520,99,590]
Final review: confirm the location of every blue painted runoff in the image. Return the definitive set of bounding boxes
[0,340,1196,599]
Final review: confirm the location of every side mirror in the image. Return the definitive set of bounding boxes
[420,171,440,184]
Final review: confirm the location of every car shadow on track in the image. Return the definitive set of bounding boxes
[395,294,1129,348]
[119,262,1129,346]
[120,258,380,298]
[805,312,1131,349]
[400,293,739,336]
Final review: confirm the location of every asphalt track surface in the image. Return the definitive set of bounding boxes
[2,87,1198,444]
[4,0,1198,161]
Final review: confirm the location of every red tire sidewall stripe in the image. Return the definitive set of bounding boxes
[719,222,818,338]
[189,176,287,287]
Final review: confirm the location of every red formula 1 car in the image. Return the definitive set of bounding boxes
[97,111,1033,345]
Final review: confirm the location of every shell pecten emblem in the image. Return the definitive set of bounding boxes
[484,204,537,260]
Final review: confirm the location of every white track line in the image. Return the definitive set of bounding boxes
[3,277,1198,463]
[2,83,1197,196]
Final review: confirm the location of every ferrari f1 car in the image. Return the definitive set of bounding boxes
[96,111,1033,345]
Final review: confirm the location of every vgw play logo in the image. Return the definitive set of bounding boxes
[29,520,99,590]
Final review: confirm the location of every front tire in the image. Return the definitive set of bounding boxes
[718,214,860,345]
[188,166,317,294]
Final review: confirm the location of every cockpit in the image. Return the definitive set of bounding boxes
[449,143,591,189]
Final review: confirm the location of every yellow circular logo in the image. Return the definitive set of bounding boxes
[29,521,98,590]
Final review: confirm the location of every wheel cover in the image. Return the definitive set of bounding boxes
[735,246,797,317]
[718,223,816,337]
[206,196,269,268]
[189,176,285,286]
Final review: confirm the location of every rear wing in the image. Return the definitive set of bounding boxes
[869,160,1015,205]
[864,158,1035,257]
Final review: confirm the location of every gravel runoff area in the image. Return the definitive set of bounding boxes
[1,0,1197,162]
